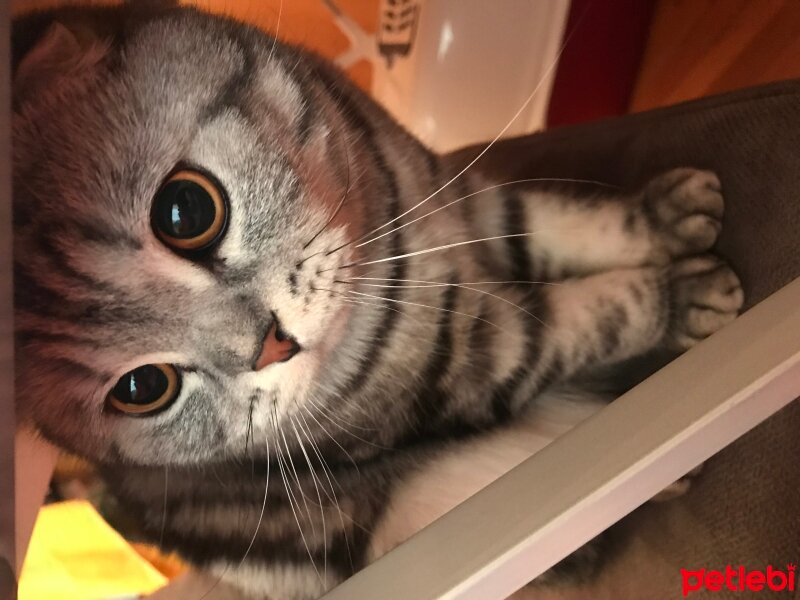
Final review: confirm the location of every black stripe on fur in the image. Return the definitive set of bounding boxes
[503,191,533,281]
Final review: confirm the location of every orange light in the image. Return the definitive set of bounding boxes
[18,500,167,600]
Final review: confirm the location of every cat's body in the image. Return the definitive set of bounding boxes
[13,4,743,599]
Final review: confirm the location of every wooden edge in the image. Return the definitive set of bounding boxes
[322,276,800,600]
[13,431,59,574]
[1,1,17,595]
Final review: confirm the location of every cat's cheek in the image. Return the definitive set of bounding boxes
[310,300,354,368]
[106,375,224,465]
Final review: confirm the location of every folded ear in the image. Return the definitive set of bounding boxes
[14,22,109,107]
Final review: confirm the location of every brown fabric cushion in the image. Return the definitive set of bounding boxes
[446,79,800,599]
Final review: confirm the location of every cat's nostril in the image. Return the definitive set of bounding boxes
[253,319,301,371]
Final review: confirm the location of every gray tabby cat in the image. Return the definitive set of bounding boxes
[12,4,743,599]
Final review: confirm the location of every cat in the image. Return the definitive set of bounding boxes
[12,3,743,599]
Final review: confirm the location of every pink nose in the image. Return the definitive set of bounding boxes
[253,322,301,370]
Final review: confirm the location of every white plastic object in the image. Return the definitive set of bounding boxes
[324,0,571,153]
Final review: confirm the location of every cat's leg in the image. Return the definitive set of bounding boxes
[476,168,724,280]
[509,254,743,411]
[497,258,740,588]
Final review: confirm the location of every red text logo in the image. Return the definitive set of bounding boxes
[681,565,796,596]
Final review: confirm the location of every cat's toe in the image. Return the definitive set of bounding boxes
[651,463,704,502]
[644,168,724,258]
[667,255,744,351]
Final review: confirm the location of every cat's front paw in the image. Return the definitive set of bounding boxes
[644,168,724,259]
[667,255,744,351]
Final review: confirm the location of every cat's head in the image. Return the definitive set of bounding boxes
[13,6,378,466]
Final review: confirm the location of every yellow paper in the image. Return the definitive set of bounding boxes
[19,500,167,600]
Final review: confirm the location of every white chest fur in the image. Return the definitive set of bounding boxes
[368,391,607,561]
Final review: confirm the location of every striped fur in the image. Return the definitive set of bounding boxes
[12,5,743,599]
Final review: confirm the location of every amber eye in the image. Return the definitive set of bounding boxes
[152,170,228,251]
[107,364,181,416]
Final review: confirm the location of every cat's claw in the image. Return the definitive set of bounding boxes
[667,255,744,351]
[644,168,724,258]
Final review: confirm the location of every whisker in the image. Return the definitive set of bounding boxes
[339,229,576,268]
[312,380,377,423]
[273,407,322,584]
[297,408,355,574]
[296,407,346,497]
[356,178,617,249]
[159,466,168,548]
[322,286,441,329]
[199,566,228,600]
[300,403,362,475]
[301,125,352,254]
[245,396,256,475]
[338,18,586,250]
[266,0,283,64]
[339,298,440,333]
[237,436,269,569]
[344,277,561,287]
[279,426,317,539]
[295,409,342,501]
[291,417,328,581]
[306,395,390,447]
[328,256,435,275]
[211,464,228,488]
[343,277,550,328]
[340,296,404,314]
[299,402,378,541]
[345,289,511,334]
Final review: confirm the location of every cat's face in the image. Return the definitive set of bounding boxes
[14,11,364,465]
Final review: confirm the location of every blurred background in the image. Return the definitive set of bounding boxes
[14,0,800,151]
[10,0,800,598]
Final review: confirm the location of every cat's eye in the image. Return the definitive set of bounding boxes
[107,364,181,416]
[152,170,228,252]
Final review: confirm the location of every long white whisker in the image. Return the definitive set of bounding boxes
[273,409,322,584]
[159,466,168,548]
[301,404,362,475]
[341,230,577,268]
[346,22,582,246]
[308,382,378,430]
[344,277,550,328]
[279,426,317,539]
[297,408,355,573]
[306,396,390,449]
[340,296,439,328]
[341,296,405,313]
[298,404,375,544]
[302,132,351,253]
[356,178,616,248]
[345,289,511,334]
[295,408,343,500]
[291,417,328,582]
[346,277,561,287]
[266,0,283,64]
[211,464,228,488]
[335,289,439,328]
[237,436,269,569]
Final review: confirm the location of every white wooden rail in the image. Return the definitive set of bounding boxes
[322,276,800,600]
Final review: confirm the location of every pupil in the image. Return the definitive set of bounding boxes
[156,180,216,239]
[113,365,167,405]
